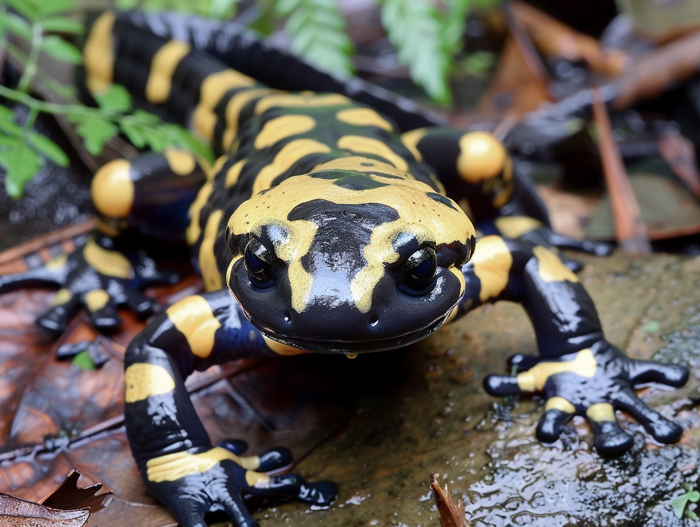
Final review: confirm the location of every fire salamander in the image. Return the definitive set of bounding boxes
[0,10,689,527]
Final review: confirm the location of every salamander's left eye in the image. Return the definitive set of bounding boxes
[402,246,437,294]
[244,238,275,287]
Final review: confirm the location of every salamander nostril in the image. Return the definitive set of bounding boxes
[283,310,291,323]
[368,314,379,327]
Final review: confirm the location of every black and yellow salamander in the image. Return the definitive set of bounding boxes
[0,10,689,527]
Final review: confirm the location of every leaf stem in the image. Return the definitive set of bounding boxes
[16,19,43,93]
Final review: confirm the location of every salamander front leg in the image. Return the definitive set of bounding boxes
[125,289,337,526]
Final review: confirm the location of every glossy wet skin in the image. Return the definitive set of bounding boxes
[226,169,476,353]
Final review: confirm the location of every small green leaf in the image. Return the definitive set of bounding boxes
[0,136,44,198]
[144,127,169,152]
[120,120,149,148]
[75,117,118,155]
[0,13,33,40]
[642,321,661,333]
[26,132,69,166]
[42,16,84,34]
[687,490,700,502]
[94,84,133,113]
[5,0,39,22]
[131,109,161,125]
[71,350,97,370]
[36,0,77,17]
[41,35,82,64]
[672,495,691,519]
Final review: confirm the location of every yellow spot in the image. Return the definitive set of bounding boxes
[85,289,109,312]
[45,254,67,271]
[146,447,261,483]
[51,288,72,307]
[457,131,507,182]
[192,69,255,141]
[125,363,176,403]
[163,149,196,176]
[83,11,116,93]
[516,349,597,392]
[314,156,407,179]
[255,93,350,115]
[252,139,332,196]
[449,266,466,296]
[254,115,317,149]
[145,40,191,104]
[337,135,409,172]
[225,159,246,188]
[198,210,224,291]
[263,336,309,356]
[245,470,271,488]
[400,128,428,161]
[471,236,512,302]
[346,352,358,359]
[91,160,134,218]
[494,216,543,239]
[230,174,474,313]
[83,238,134,279]
[444,306,459,324]
[186,182,213,245]
[533,246,579,283]
[336,108,393,131]
[586,403,616,423]
[545,397,576,414]
[222,88,278,150]
[166,295,221,358]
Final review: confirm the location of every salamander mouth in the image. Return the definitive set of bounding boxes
[256,307,454,354]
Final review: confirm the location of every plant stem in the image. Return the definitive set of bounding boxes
[16,20,43,93]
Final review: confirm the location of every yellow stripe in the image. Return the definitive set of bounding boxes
[163,149,197,176]
[186,182,213,245]
[516,349,597,392]
[586,403,615,422]
[471,236,512,302]
[545,397,576,414]
[494,216,543,239]
[145,40,191,104]
[198,210,225,291]
[83,11,116,93]
[337,135,409,172]
[85,289,109,312]
[166,295,221,358]
[336,108,393,131]
[222,88,278,150]
[51,288,72,307]
[83,238,134,279]
[533,246,579,283]
[125,363,176,403]
[400,128,428,161]
[254,115,317,149]
[146,447,260,483]
[255,93,350,115]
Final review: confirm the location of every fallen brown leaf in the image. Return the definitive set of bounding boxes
[430,472,468,527]
[40,470,111,513]
[0,493,89,527]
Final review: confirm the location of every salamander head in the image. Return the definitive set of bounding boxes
[226,170,476,353]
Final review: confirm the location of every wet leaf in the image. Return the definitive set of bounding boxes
[430,473,468,527]
[0,493,89,526]
[40,470,111,513]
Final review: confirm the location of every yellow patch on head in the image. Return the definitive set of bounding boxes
[494,216,543,239]
[337,135,409,173]
[198,209,224,291]
[471,236,513,302]
[516,349,597,392]
[83,238,134,279]
[85,289,109,312]
[163,149,196,176]
[83,11,117,93]
[457,131,507,182]
[230,174,474,313]
[336,108,393,131]
[254,115,317,149]
[251,139,332,196]
[91,160,134,218]
[124,363,176,403]
[166,295,222,358]
[145,40,191,104]
[533,246,579,283]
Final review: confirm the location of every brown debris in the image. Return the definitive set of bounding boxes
[658,131,700,201]
[40,470,112,514]
[430,473,468,527]
[591,87,651,255]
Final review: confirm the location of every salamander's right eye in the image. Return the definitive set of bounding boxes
[244,238,275,287]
